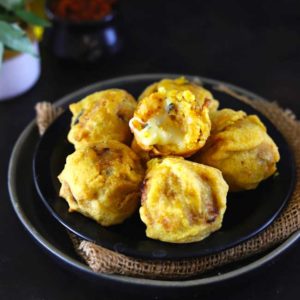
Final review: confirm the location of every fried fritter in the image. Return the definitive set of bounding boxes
[139,77,219,113]
[131,137,152,164]
[68,89,137,148]
[129,87,211,157]
[58,140,144,226]
[193,109,280,191]
[140,157,228,243]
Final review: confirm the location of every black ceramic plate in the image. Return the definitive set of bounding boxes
[33,74,295,260]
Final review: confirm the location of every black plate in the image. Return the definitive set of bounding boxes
[33,74,295,260]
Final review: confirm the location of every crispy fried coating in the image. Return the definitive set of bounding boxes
[193,109,280,192]
[139,77,219,113]
[68,89,137,148]
[139,157,228,243]
[129,87,211,157]
[131,137,152,164]
[58,141,144,226]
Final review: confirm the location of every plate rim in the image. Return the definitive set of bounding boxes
[8,73,300,287]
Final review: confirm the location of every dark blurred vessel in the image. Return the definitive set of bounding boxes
[45,0,123,62]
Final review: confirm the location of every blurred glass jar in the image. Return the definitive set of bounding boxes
[45,0,123,62]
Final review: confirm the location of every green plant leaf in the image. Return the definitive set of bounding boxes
[0,41,4,70]
[15,9,51,27]
[0,12,17,22]
[0,0,24,11]
[0,21,36,55]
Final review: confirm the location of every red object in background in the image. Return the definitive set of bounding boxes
[51,0,116,22]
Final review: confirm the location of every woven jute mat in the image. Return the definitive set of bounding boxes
[35,86,300,280]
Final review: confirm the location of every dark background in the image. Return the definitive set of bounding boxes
[1,0,300,299]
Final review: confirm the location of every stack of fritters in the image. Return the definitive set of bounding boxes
[58,77,280,244]
[58,90,144,226]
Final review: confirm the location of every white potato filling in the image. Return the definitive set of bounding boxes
[129,99,184,147]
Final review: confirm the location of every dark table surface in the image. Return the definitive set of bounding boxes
[1,0,300,299]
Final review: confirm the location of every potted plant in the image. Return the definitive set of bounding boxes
[0,0,50,101]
